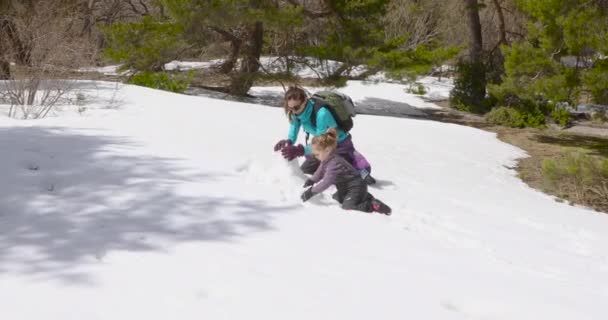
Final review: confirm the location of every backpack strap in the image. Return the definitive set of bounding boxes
[305,98,325,145]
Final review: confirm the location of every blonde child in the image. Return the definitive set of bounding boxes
[300,128,391,215]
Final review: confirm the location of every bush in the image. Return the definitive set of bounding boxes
[485,105,546,128]
[450,60,489,114]
[591,111,607,124]
[406,82,426,95]
[541,151,608,210]
[128,71,192,93]
[486,106,524,128]
[602,159,608,177]
[584,59,608,105]
[551,105,572,127]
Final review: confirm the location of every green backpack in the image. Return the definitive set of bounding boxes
[309,91,356,132]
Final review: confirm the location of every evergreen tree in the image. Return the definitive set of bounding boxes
[491,0,608,108]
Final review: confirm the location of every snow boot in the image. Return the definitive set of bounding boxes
[371,199,391,215]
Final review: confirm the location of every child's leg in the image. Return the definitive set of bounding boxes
[340,187,373,212]
[300,155,320,175]
[332,188,348,204]
[342,191,391,215]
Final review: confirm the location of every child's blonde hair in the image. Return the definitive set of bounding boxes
[283,86,308,121]
[312,128,338,151]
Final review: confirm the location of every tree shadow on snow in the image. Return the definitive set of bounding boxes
[0,126,297,284]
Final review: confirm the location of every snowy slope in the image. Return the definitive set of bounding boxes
[1,82,607,320]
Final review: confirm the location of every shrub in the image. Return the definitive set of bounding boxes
[450,60,489,114]
[602,159,608,177]
[406,82,426,95]
[551,105,573,127]
[128,71,192,93]
[486,105,546,128]
[486,106,524,128]
[591,111,607,124]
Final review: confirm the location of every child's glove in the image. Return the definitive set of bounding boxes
[301,187,315,202]
[281,144,304,161]
[273,139,292,152]
[303,179,314,188]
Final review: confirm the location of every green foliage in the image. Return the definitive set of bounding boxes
[450,60,488,114]
[591,110,607,124]
[584,59,608,105]
[162,0,303,43]
[406,82,426,95]
[128,71,193,93]
[490,42,573,105]
[486,106,525,128]
[541,150,608,211]
[602,159,608,178]
[298,0,458,81]
[485,103,547,128]
[541,158,559,181]
[496,1,608,110]
[551,105,572,127]
[103,16,186,71]
[542,151,603,187]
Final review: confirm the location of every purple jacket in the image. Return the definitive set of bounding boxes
[310,150,363,194]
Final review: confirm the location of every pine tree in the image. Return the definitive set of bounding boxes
[492,0,608,107]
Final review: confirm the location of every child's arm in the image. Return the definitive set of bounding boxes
[310,161,326,183]
[311,161,338,194]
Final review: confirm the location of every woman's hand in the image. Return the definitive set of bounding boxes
[273,139,292,152]
[281,144,304,161]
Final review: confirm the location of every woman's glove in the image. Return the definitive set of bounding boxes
[301,187,315,202]
[273,139,292,152]
[281,144,304,161]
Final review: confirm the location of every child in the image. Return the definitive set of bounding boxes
[300,128,391,215]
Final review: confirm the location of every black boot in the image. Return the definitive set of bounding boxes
[371,198,391,215]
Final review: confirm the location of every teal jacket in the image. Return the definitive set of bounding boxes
[288,99,349,155]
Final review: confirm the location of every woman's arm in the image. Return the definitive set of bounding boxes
[287,117,301,143]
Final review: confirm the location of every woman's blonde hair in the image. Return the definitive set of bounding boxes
[312,128,338,151]
[283,86,308,122]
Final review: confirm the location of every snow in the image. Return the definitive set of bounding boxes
[164,60,221,71]
[1,81,608,319]
[78,65,126,76]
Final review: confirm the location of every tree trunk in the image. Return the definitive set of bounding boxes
[491,0,507,45]
[229,21,263,96]
[0,18,31,66]
[220,39,242,74]
[465,0,483,62]
[81,0,97,37]
[463,0,487,108]
[0,15,10,79]
[0,60,10,79]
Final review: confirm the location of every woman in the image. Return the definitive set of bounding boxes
[273,86,375,184]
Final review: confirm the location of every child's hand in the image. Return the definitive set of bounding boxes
[301,188,315,202]
[303,179,314,188]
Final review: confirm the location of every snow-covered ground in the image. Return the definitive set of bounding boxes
[1,81,608,319]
